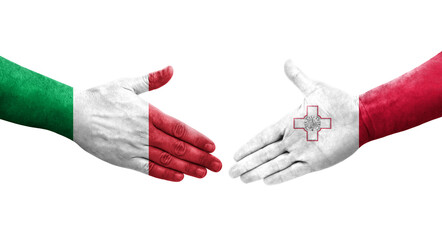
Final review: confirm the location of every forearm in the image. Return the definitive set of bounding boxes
[359,52,442,146]
[0,57,73,139]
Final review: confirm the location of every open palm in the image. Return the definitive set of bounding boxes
[230,60,359,185]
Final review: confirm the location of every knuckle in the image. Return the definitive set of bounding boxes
[148,162,156,174]
[173,141,187,156]
[261,149,273,160]
[159,152,173,166]
[274,142,284,152]
[198,153,208,166]
[139,161,150,174]
[172,123,186,138]
[184,162,193,174]
[153,114,164,128]
[262,150,271,160]
[86,86,108,97]
[193,136,203,148]
[271,162,281,173]
[163,170,174,180]
[243,161,254,172]
[142,74,149,85]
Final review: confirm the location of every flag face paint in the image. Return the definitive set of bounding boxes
[0,57,73,139]
[359,52,442,147]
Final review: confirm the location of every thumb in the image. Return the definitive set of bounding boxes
[124,66,174,94]
[284,60,317,95]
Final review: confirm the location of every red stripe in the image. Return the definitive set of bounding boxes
[148,104,222,181]
[359,52,442,147]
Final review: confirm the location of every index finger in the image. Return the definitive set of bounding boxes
[149,104,216,153]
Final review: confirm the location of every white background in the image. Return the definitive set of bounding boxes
[0,0,441,239]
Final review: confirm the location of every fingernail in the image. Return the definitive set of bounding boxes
[210,161,222,172]
[148,66,173,91]
[204,143,215,152]
[173,173,184,182]
[196,168,207,178]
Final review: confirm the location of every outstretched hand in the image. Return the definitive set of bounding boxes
[74,66,222,182]
[230,60,359,185]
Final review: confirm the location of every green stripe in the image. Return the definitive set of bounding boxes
[0,57,73,139]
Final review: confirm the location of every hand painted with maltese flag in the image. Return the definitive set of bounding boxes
[229,60,359,185]
[230,53,442,185]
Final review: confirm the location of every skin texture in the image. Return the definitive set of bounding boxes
[0,56,73,139]
[360,52,442,146]
[230,60,359,185]
[0,57,220,182]
[74,66,222,181]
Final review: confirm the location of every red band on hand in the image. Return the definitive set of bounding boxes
[359,52,442,147]
[148,104,222,181]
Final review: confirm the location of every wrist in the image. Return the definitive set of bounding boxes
[0,57,73,139]
[358,96,371,147]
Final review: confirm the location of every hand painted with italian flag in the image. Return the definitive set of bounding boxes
[74,66,222,181]
[0,57,222,182]
[230,53,442,185]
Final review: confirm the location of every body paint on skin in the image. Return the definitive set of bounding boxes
[0,59,221,182]
[359,52,442,147]
[145,67,222,181]
[294,105,332,141]
[0,56,73,139]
